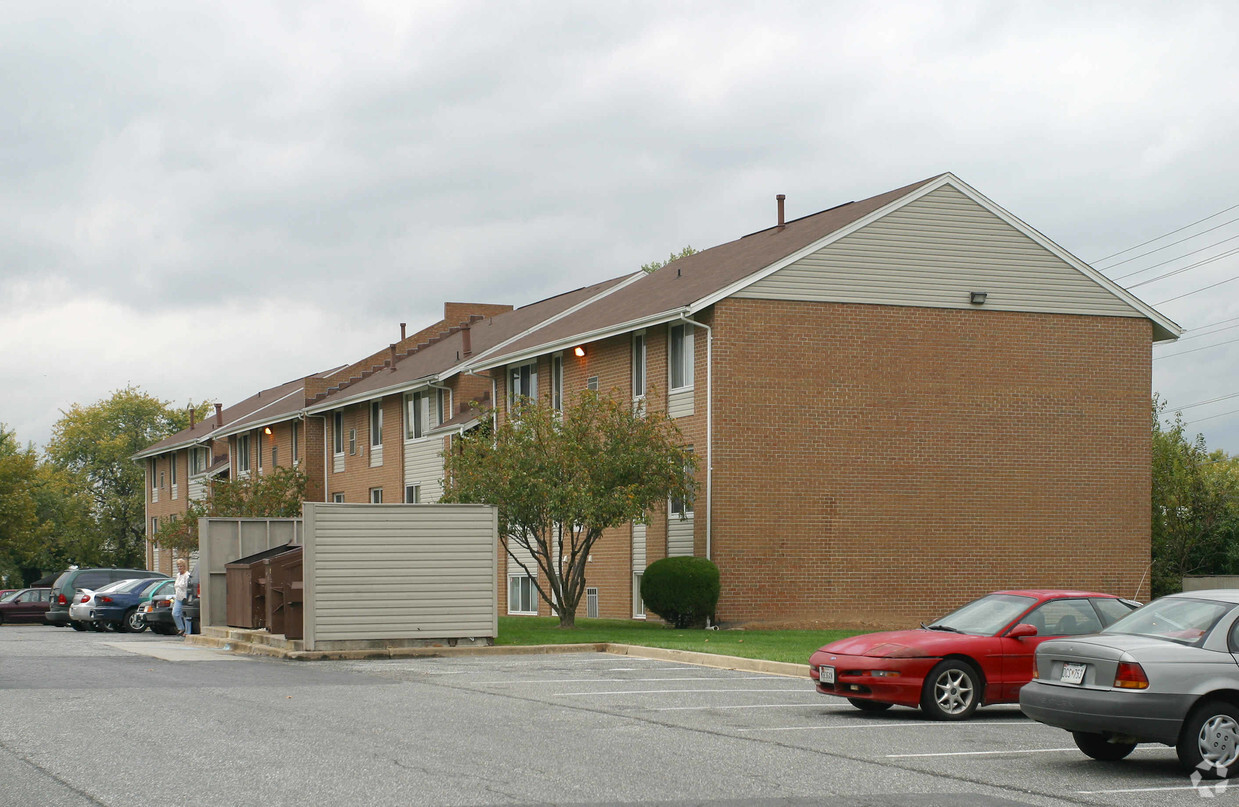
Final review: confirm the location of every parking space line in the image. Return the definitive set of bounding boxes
[554,687,807,696]
[1077,785,1206,795]
[887,747,1076,758]
[651,704,826,711]
[737,720,1015,732]
[475,676,778,685]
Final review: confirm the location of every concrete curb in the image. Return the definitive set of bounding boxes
[186,634,810,677]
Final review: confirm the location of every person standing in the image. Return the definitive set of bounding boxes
[172,558,191,637]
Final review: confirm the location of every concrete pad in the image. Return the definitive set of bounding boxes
[100,641,245,662]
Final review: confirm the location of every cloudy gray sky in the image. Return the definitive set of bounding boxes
[4,1,1239,452]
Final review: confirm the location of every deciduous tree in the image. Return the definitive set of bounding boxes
[155,465,308,557]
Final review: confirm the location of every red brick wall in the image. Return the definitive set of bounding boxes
[709,298,1152,628]
[324,396,406,503]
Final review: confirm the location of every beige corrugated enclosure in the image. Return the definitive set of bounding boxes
[200,503,498,651]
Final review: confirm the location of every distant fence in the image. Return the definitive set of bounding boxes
[1182,576,1239,592]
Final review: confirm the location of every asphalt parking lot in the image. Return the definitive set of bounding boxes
[1,625,1230,806]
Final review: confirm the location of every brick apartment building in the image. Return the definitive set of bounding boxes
[137,172,1179,627]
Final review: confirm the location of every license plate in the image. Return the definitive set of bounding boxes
[1060,662,1087,685]
[820,666,835,685]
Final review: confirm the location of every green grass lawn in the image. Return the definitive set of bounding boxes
[496,616,861,665]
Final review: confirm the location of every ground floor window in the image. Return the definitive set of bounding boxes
[332,493,345,503]
[405,484,420,503]
[633,573,645,619]
[586,587,599,619]
[370,488,383,503]
[508,574,537,615]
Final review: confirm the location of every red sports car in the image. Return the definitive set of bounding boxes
[809,590,1139,720]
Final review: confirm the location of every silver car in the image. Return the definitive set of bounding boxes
[1021,589,1239,777]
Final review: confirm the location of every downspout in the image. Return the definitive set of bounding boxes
[678,311,713,562]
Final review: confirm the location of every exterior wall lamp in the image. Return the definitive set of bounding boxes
[970,291,988,305]
[573,346,586,357]
[263,427,273,435]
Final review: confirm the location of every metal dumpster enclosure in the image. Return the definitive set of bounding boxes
[302,502,498,651]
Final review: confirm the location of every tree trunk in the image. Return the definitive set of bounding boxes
[557,606,576,629]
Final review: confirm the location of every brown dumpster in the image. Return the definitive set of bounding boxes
[224,544,296,629]
[264,546,303,639]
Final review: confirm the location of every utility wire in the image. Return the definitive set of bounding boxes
[1103,217,1239,272]
[1154,274,1239,306]
[1155,321,1239,345]
[1093,203,1239,265]
[1181,406,1239,426]
[1164,391,1239,411]
[1155,334,1239,360]
[1125,246,1239,289]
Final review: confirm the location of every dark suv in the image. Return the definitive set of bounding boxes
[47,567,169,630]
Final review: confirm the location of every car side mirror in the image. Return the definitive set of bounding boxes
[1008,623,1038,639]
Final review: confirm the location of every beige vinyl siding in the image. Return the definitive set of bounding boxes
[667,517,693,557]
[668,389,694,419]
[735,184,1142,319]
[403,438,444,503]
[188,476,209,502]
[632,523,646,569]
[303,503,497,646]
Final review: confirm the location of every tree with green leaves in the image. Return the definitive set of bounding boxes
[0,425,42,585]
[46,387,207,568]
[155,465,308,557]
[1150,395,1239,597]
[642,245,697,274]
[442,390,696,628]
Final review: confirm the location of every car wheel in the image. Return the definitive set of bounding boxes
[70,620,86,631]
[847,698,893,712]
[0,613,5,626]
[1178,700,1239,777]
[1073,731,1136,761]
[921,659,981,720]
[123,608,146,633]
[89,621,106,632]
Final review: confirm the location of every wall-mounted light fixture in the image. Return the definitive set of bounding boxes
[573,346,586,357]
[263,427,273,435]
[970,291,988,305]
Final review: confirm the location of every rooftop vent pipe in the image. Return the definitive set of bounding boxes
[401,322,407,340]
[214,403,223,428]
[777,194,786,230]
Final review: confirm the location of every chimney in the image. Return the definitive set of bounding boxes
[461,323,473,357]
[189,406,196,429]
[400,322,407,340]
[214,403,223,428]
[776,194,786,230]
[389,343,397,370]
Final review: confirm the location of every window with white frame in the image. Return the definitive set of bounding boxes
[370,488,383,503]
[405,485,421,504]
[509,362,537,407]
[291,421,300,463]
[170,451,178,486]
[348,428,357,455]
[236,434,251,472]
[405,392,424,439]
[633,573,645,618]
[551,353,564,412]
[669,447,694,517]
[332,492,345,503]
[256,431,263,472]
[151,517,158,536]
[669,323,693,390]
[150,460,157,490]
[190,447,206,475]
[508,574,538,614]
[632,332,646,399]
[370,400,383,447]
[434,388,446,429]
[271,445,278,468]
[159,469,165,489]
[333,412,344,455]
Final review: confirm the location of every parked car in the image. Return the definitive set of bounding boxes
[1021,589,1239,776]
[0,587,54,624]
[0,589,19,600]
[91,578,173,633]
[141,592,178,635]
[47,568,169,629]
[809,590,1139,720]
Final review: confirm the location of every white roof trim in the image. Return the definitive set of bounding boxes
[304,376,436,415]
[210,388,305,439]
[691,173,1181,341]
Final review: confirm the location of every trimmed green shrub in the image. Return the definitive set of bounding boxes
[641,556,720,629]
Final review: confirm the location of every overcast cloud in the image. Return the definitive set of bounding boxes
[4,1,1239,452]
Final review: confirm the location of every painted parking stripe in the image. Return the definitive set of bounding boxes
[652,703,830,711]
[737,720,1016,732]
[476,676,780,685]
[887,747,1077,758]
[554,688,808,696]
[1077,785,1214,795]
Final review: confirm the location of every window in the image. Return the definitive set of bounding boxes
[170,451,177,486]
[434,388,446,429]
[551,354,564,412]
[370,401,383,447]
[405,485,421,504]
[586,587,599,619]
[1023,599,1104,637]
[159,470,165,489]
[291,421,299,463]
[257,431,263,471]
[370,488,383,504]
[237,434,251,472]
[150,460,156,489]
[190,447,206,475]
[333,412,344,454]
[633,573,645,618]
[508,575,537,614]
[332,493,345,503]
[151,517,158,536]
[405,392,424,439]
[509,362,537,407]
[670,447,694,517]
[669,323,693,390]
[632,332,646,398]
[271,445,278,468]
[587,375,599,392]
[348,428,357,455]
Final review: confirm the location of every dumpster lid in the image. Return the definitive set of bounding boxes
[224,543,298,568]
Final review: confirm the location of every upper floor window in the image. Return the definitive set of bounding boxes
[159,470,165,489]
[170,451,177,485]
[150,460,157,490]
[370,400,383,447]
[190,447,206,475]
[669,447,694,517]
[509,362,537,407]
[632,332,646,399]
[236,434,251,473]
[669,324,693,391]
[256,431,263,471]
[333,412,344,454]
[434,388,447,429]
[551,354,564,412]
[271,445,278,468]
[405,392,425,439]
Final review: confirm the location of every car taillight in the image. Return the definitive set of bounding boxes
[57,594,67,605]
[98,596,113,603]
[79,594,90,603]
[1114,662,1150,689]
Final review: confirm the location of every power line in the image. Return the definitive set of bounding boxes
[1105,218,1239,273]
[1156,321,1239,345]
[1093,203,1239,265]
[1125,246,1239,289]
[1115,236,1239,282]
[1165,391,1239,411]
[1155,334,1239,360]
[1182,406,1239,426]
[1154,274,1239,305]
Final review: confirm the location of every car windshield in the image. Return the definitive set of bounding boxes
[928,594,1036,636]
[116,578,159,594]
[1103,596,1235,646]
[94,580,134,594]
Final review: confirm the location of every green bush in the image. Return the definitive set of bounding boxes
[641,556,720,629]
